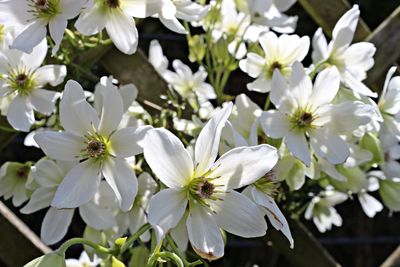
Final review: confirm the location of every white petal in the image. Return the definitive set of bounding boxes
[212,190,267,238]
[186,205,224,260]
[170,216,189,252]
[49,17,67,55]
[240,53,264,78]
[119,83,138,112]
[212,145,278,189]
[143,128,193,188]
[344,42,375,71]
[358,192,383,218]
[250,187,294,248]
[32,158,66,187]
[35,65,67,87]
[20,187,53,214]
[278,35,310,65]
[10,20,47,54]
[310,66,340,106]
[247,77,272,93]
[312,28,329,63]
[289,62,312,109]
[52,160,101,208]
[34,131,84,161]
[122,0,160,18]
[75,3,106,35]
[7,96,34,132]
[20,38,48,70]
[331,5,360,52]
[270,69,289,108]
[41,207,74,245]
[195,102,233,176]
[60,80,100,135]
[97,80,123,136]
[310,129,350,165]
[29,89,58,115]
[79,202,117,229]
[260,110,290,138]
[105,10,138,55]
[342,70,377,97]
[159,16,186,34]
[102,157,138,212]
[148,188,187,240]
[285,130,311,166]
[60,0,86,18]
[110,126,151,157]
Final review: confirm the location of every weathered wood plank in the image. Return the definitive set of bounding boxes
[365,6,400,85]
[298,0,370,41]
[100,48,168,115]
[381,246,400,267]
[265,218,341,267]
[0,202,51,266]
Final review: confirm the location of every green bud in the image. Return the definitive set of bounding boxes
[129,247,150,267]
[360,133,384,164]
[188,35,206,63]
[114,237,127,247]
[275,156,305,191]
[24,253,66,267]
[330,166,368,193]
[112,256,126,267]
[379,179,400,212]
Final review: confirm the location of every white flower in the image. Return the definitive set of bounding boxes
[20,159,118,245]
[0,39,65,131]
[245,0,298,33]
[116,172,157,241]
[148,39,169,76]
[164,60,216,102]
[260,62,372,166]
[75,0,159,55]
[312,5,376,97]
[220,94,261,153]
[34,78,151,211]
[0,162,33,206]
[144,103,278,259]
[66,251,101,267]
[369,171,400,212]
[1,0,85,55]
[304,190,347,233]
[157,0,209,34]
[378,67,400,136]
[243,178,294,248]
[239,31,309,93]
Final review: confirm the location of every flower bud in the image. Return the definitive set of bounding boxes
[24,253,66,267]
[360,133,383,164]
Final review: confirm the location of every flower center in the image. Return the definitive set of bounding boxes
[105,0,120,8]
[186,176,222,207]
[8,69,36,96]
[298,112,313,126]
[254,171,279,197]
[15,166,30,179]
[31,0,61,20]
[265,61,283,78]
[196,180,215,199]
[290,108,316,130]
[81,133,109,160]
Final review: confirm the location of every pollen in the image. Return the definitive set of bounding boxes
[8,68,36,96]
[196,180,215,199]
[31,0,61,21]
[85,140,106,158]
[106,0,120,8]
[298,112,313,126]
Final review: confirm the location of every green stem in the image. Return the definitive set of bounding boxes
[120,223,151,254]
[148,252,184,267]
[166,235,203,267]
[263,94,271,110]
[309,60,327,80]
[57,238,115,256]
[0,125,18,133]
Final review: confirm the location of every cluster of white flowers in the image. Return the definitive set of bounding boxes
[0,0,398,266]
